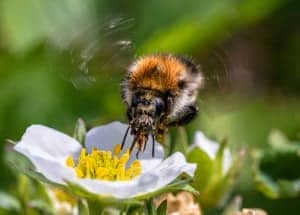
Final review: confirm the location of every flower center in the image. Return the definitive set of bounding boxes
[65,144,142,181]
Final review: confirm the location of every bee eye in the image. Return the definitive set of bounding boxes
[155,98,164,117]
[132,96,141,106]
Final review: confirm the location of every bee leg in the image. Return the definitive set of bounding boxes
[156,123,167,145]
[121,126,130,150]
[167,105,198,126]
[136,150,140,159]
[151,134,155,157]
[129,136,138,154]
[142,135,148,152]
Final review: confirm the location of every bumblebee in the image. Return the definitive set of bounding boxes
[121,54,203,157]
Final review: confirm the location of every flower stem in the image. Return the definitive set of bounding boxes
[87,199,104,215]
[145,198,156,215]
[168,127,189,155]
[178,127,189,154]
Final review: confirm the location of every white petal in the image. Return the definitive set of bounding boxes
[23,153,76,184]
[85,121,164,171]
[139,159,162,173]
[73,152,196,199]
[190,131,232,174]
[190,131,219,159]
[137,152,196,195]
[15,125,82,165]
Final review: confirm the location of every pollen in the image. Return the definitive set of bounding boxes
[65,144,142,181]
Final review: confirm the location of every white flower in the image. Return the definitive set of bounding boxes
[14,122,196,199]
[190,131,232,174]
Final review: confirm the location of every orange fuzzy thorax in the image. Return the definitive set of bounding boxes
[129,55,186,92]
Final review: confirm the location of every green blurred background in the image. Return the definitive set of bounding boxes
[0,0,299,214]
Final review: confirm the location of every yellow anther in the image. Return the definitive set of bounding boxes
[75,167,84,178]
[65,146,142,181]
[80,148,86,158]
[126,160,142,178]
[119,150,130,165]
[65,156,75,167]
[113,144,122,155]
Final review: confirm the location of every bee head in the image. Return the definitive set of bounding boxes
[128,89,166,134]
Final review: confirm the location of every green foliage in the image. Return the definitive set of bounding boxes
[188,148,213,191]
[1,0,97,53]
[187,138,245,209]
[156,200,167,215]
[137,0,284,54]
[253,130,300,199]
[0,192,21,212]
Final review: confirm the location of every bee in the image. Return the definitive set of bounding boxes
[121,54,203,157]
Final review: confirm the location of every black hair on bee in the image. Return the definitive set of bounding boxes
[120,53,203,157]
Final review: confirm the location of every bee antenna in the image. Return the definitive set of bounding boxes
[121,125,130,150]
[151,134,155,157]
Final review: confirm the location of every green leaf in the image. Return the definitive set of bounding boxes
[168,127,189,155]
[268,129,290,147]
[66,180,143,206]
[1,0,97,53]
[176,127,189,154]
[214,138,228,178]
[125,204,144,215]
[144,198,156,215]
[86,199,105,215]
[179,184,199,195]
[278,179,300,198]
[138,0,284,55]
[28,199,53,214]
[136,176,198,200]
[78,199,89,215]
[187,148,213,190]
[254,170,300,199]
[206,148,245,208]
[156,200,167,215]
[221,196,242,215]
[254,171,279,199]
[5,139,16,145]
[253,130,300,199]
[73,118,87,146]
[187,139,245,209]
[0,192,21,211]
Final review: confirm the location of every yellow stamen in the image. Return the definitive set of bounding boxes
[65,156,75,167]
[65,144,142,181]
[113,144,122,155]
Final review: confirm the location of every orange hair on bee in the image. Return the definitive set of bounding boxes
[128,54,186,92]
